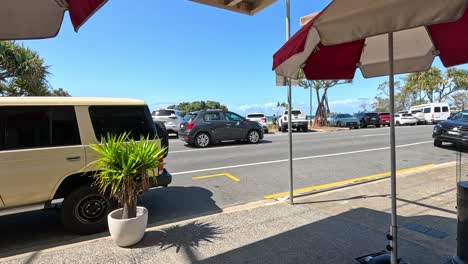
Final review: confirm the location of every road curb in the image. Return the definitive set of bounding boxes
[273,161,456,202]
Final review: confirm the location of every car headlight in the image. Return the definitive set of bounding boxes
[433,125,441,133]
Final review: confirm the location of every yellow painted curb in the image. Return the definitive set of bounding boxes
[264,164,435,199]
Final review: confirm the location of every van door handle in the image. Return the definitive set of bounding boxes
[66,156,81,161]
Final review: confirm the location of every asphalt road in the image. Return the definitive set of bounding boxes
[0,124,459,257]
[164,125,456,208]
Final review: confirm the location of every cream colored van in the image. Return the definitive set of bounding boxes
[0,97,171,234]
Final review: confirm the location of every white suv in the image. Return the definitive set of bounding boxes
[246,113,269,133]
[152,109,183,135]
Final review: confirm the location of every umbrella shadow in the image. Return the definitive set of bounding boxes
[134,221,223,263]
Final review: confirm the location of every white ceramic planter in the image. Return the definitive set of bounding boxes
[108,206,148,247]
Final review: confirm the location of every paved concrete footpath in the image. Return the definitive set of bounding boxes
[0,162,458,264]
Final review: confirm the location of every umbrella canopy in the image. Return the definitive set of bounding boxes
[273,0,467,80]
[0,0,107,40]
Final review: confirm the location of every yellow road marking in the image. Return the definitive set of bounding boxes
[264,164,434,199]
[192,173,240,182]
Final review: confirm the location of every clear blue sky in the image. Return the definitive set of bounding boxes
[21,0,465,116]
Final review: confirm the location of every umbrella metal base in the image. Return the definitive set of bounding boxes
[356,252,409,264]
[452,256,466,264]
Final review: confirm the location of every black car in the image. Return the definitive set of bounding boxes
[433,110,468,147]
[178,110,264,148]
[354,112,382,128]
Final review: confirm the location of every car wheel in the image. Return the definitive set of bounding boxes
[302,126,308,132]
[361,124,367,128]
[396,121,401,126]
[154,121,169,158]
[61,186,117,235]
[336,122,342,127]
[247,130,260,144]
[376,124,381,128]
[278,125,282,132]
[434,139,443,147]
[194,132,211,148]
[282,125,287,132]
[354,126,360,129]
[265,129,269,134]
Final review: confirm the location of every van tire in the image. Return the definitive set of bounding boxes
[154,121,169,158]
[61,186,117,235]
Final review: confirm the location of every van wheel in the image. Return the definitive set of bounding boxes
[434,140,443,147]
[61,186,117,235]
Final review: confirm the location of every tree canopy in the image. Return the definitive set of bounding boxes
[166,101,228,115]
[373,66,467,112]
[0,41,70,96]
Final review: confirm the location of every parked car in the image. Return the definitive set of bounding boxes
[378,112,390,126]
[409,102,450,124]
[327,114,360,129]
[354,112,381,128]
[433,110,468,147]
[408,109,427,125]
[152,109,183,135]
[178,110,264,148]
[277,109,308,132]
[0,97,171,234]
[246,113,269,133]
[395,113,417,126]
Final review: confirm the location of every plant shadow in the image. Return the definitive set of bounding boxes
[133,221,223,263]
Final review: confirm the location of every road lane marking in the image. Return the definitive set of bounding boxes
[360,133,388,137]
[263,164,435,199]
[171,141,432,175]
[192,173,240,182]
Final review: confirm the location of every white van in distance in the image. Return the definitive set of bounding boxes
[409,102,451,124]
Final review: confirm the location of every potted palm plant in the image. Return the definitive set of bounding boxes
[89,133,166,247]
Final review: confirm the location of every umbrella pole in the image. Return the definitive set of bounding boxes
[388,32,398,264]
[285,0,294,205]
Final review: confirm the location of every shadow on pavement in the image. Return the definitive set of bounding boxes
[0,186,221,258]
[195,208,455,264]
[134,221,223,263]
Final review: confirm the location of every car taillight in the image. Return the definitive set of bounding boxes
[158,158,164,175]
[186,123,195,130]
[262,117,267,122]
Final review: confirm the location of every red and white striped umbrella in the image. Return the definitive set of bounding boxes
[0,0,108,40]
[273,0,468,80]
[272,1,467,263]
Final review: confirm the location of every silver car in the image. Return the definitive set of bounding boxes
[328,114,360,129]
[152,109,183,135]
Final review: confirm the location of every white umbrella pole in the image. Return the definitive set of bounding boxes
[285,0,294,205]
[388,32,398,264]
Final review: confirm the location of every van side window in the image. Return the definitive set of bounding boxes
[442,106,449,112]
[424,108,430,113]
[2,107,80,150]
[434,107,441,113]
[89,106,156,141]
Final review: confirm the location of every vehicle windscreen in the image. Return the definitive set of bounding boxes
[247,114,265,118]
[452,112,468,122]
[402,114,413,117]
[379,113,390,116]
[366,113,379,118]
[337,114,352,118]
[154,110,175,116]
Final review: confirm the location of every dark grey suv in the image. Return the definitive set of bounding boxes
[178,110,264,148]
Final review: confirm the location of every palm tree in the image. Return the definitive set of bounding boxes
[0,41,50,96]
